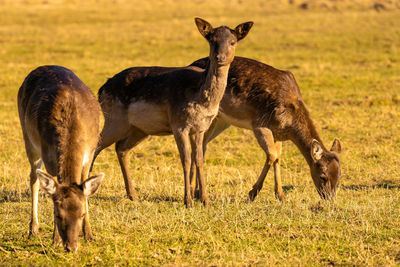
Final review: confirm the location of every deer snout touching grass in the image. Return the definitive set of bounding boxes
[188,56,342,202]
[18,65,105,252]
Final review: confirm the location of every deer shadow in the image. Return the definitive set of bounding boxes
[145,195,181,203]
[341,183,400,191]
[0,189,30,203]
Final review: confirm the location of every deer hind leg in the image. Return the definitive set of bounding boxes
[190,132,209,206]
[189,118,230,199]
[90,109,132,173]
[248,127,278,201]
[173,129,192,208]
[273,141,285,201]
[115,128,148,201]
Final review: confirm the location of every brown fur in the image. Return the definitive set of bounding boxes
[18,65,104,252]
[189,56,342,200]
[94,19,253,207]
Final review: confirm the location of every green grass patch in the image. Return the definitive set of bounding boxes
[1,0,400,265]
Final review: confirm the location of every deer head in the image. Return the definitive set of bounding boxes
[36,169,104,252]
[195,18,253,66]
[310,139,342,199]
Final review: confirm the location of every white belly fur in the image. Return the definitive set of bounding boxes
[127,101,171,134]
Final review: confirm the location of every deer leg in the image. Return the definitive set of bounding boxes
[53,215,62,246]
[116,129,148,201]
[23,134,42,239]
[189,141,198,199]
[81,151,95,241]
[90,110,132,173]
[28,158,42,238]
[82,199,94,241]
[248,127,278,201]
[190,132,209,206]
[273,141,285,201]
[173,129,192,208]
[190,118,230,199]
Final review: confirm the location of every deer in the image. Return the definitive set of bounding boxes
[93,18,253,208]
[188,56,342,201]
[18,65,105,252]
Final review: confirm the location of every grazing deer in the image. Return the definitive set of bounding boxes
[93,18,253,207]
[18,66,104,252]
[189,56,342,201]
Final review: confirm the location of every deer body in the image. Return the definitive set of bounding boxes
[95,19,253,207]
[190,56,342,200]
[18,65,104,252]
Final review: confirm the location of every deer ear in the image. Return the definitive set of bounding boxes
[330,138,341,154]
[311,139,323,162]
[235,21,253,41]
[36,169,58,195]
[81,173,104,197]
[195,17,213,39]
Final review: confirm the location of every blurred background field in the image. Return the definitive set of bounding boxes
[0,0,400,265]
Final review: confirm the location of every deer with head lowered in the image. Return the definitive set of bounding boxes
[189,56,342,201]
[93,18,253,207]
[18,66,104,252]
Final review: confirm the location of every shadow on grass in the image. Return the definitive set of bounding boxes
[0,189,30,203]
[91,195,125,202]
[282,185,295,192]
[145,195,181,203]
[341,183,400,191]
[92,194,181,203]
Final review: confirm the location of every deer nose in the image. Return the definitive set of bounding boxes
[215,54,226,63]
[65,244,78,253]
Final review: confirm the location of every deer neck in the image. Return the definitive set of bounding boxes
[58,139,84,185]
[198,60,230,108]
[290,112,327,168]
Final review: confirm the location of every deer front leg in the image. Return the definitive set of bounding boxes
[28,158,42,238]
[53,215,62,246]
[248,127,278,201]
[189,143,198,199]
[173,129,192,208]
[116,130,148,201]
[82,199,93,241]
[190,118,230,199]
[81,159,94,241]
[273,141,285,201]
[190,132,209,206]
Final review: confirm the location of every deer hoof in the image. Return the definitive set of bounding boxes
[84,234,95,241]
[127,194,138,201]
[53,238,62,247]
[248,188,259,202]
[201,197,210,207]
[28,222,39,239]
[184,198,193,208]
[275,192,286,202]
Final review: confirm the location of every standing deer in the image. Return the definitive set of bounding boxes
[18,65,104,252]
[189,56,342,201]
[93,18,253,207]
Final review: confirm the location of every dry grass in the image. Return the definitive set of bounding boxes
[0,0,400,265]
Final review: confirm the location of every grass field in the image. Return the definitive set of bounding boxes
[1,0,400,265]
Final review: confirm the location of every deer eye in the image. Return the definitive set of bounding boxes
[230,41,236,46]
